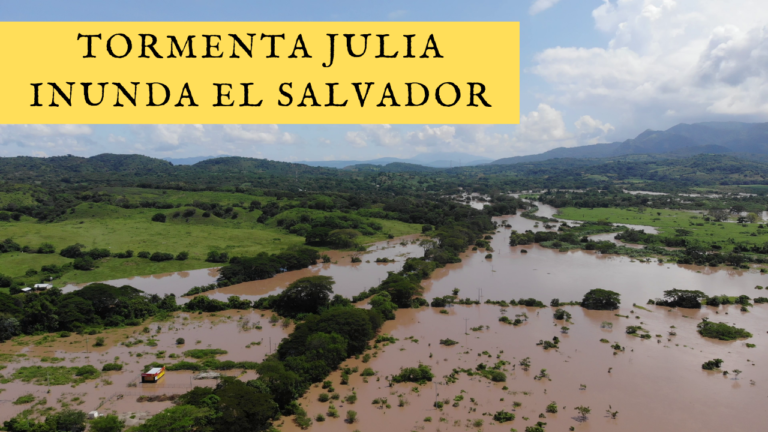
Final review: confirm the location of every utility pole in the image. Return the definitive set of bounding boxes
[464,318,469,335]
[269,337,271,354]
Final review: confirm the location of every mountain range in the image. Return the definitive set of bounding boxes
[299,152,493,169]
[491,121,768,165]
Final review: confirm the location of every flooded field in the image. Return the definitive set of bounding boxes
[282,303,766,432]
[3,205,767,430]
[0,310,291,424]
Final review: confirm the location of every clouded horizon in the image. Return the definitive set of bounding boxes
[2,0,767,162]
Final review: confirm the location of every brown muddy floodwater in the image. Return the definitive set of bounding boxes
[5,205,768,430]
[0,310,290,424]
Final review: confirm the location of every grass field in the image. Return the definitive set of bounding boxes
[557,207,768,249]
[0,193,421,285]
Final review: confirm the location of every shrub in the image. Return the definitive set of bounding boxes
[361,368,375,377]
[176,338,185,345]
[697,320,752,341]
[346,410,358,423]
[101,363,123,372]
[439,338,458,346]
[13,394,35,405]
[546,401,558,413]
[94,337,105,347]
[73,256,95,271]
[175,251,189,261]
[493,410,515,423]
[137,251,150,259]
[391,364,434,384]
[318,393,330,402]
[702,359,723,370]
[151,213,167,223]
[150,252,174,262]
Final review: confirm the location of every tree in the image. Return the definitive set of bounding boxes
[90,414,125,432]
[746,213,760,224]
[134,405,212,432]
[327,229,361,248]
[271,276,335,318]
[655,289,707,308]
[733,369,743,380]
[47,408,87,432]
[60,243,85,258]
[581,289,620,311]
[214,378,279,432]
[346,410,358,423]
[574,405,591,421]
[708,208,729,222]
[73,256,95,270]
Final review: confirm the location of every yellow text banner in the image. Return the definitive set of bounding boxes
[0,22,519,124]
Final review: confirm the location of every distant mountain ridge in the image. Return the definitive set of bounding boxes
[300,152,493,169]
[491,122,768,165]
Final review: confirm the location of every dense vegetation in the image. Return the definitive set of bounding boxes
[0,284,176,341]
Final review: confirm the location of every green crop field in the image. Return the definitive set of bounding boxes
[0,192,421,285]
[557,207,768,249]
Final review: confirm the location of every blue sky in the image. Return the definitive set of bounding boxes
[2,0,767,162]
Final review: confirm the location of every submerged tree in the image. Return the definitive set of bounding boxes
[581,289,620,311]
[574,405,591,421]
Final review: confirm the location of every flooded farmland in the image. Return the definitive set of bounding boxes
[3,204,767,431]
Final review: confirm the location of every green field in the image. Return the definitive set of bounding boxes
[0,190,421,285]
[557,207,768,248]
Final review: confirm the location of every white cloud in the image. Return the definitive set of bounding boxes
[344,125,403,148]
[530,0,562,15]
[0,125,94,155]
[129,124,297,153]
[340,105,612,158]
[532,0,768,121]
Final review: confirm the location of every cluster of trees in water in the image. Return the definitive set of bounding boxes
[0,284,177,341]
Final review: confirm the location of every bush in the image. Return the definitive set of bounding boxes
[75,365,100,378]
[175,251,189,261]
[138,251,150,258]
[73,256,95,271]
[38,242,56,254]
[493,410,515,423]
[318,393,330,402]
[101,363,123,372]
[206,251,229,263]
[702,358,723,370]
[94,337,106,347]
[346,410,357,423]
[150,252,174,262]
[697,320,752,341]
[152,213,167,223]
[391,364,434,384]
[176,338,185,345]
[439,338,458,346]
[546,401,558,413]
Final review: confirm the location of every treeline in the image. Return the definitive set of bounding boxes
[538,188,768,213]
[0,284,177,341]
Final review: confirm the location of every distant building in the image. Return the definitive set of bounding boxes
[21,287,32,293]
[34,283,53,290]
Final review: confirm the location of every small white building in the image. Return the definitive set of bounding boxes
[34,283,53,290]
[21,287,32,293]
[88,411,99,419]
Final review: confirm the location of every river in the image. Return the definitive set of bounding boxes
[4,203,767,431]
